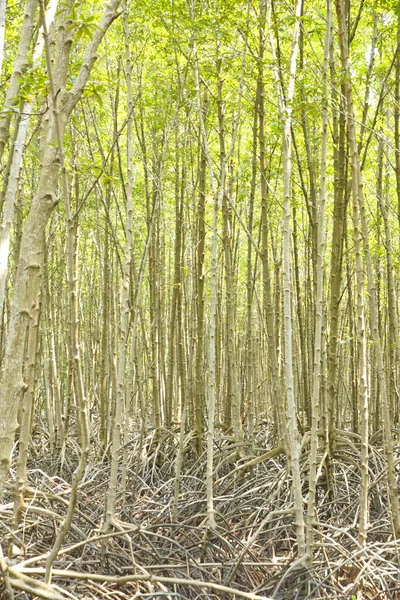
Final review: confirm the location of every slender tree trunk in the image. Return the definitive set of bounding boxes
[104,0,134,528]
[246,95,258,449]
[395,15,400,233]
[258,4,283,441]
[217,65,241,445]
[40,4,90,580]
[44,240,63,445]
[100,182,111,452]
[306,0,331,563]
[12,294,41,530]
[149,181,162,438]
[292,206,309,428]
[194,103,207,454]
[379,133,400,427]
[166,147,182,428]
[193,36,220,530]
[0,0,38,164]
[0,0,5,82]
[0,0,59,322]
[173,177,187,520]
[269,0,305,556]
[326,82,347,475]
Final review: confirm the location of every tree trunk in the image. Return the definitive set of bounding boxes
[306,0,331,563]
[269,0,305,556]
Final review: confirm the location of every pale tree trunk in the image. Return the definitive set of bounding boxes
[43,243,61,445]
[0,110,31,320]
[11,294,40,530]
[217,61,241,445]
[193,37,220,530]
[379,132,400,425]
[156,221,166,427]
[173,172,187,520]
[326,81,347,481]
[335,0,369,547]
[0,0,38,164]
[39,6,89,581]
[100,181,111,452]
[343,230,358,435]
[166,147,182,428]
[175,161,186,426]
[194,105,207,455]
[292,206,309,429]
[358,13,378,153]
[258,2,283,441]
[0,0,59,322]
[395,15,400,232]
[149,182,162,438]
[268,0,305,556]
[305,0,331,563]
[104,0,133,528]
[216,286,222,424]
[335,0,376,545]
[0,0,6,82]
[299,14,317,343]
[246,96,258,449]
[173,291,188,517]
[0,0,121,498]
[206,179,218,530]
[45,230,63,445]
[43,327,55,453]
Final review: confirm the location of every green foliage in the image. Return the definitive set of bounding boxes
[17,66,49,104]
[74,13,101,41]
[374,0,400,15]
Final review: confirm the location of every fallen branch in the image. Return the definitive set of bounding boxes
[14,567,272,599]
[6,564,64,600]
[215,445,285,485]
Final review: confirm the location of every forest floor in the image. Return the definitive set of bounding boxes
[1,427,400,599]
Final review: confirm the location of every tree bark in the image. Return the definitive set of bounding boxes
[269,0,305,556]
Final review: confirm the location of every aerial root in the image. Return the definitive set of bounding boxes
[0,427,399,599]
